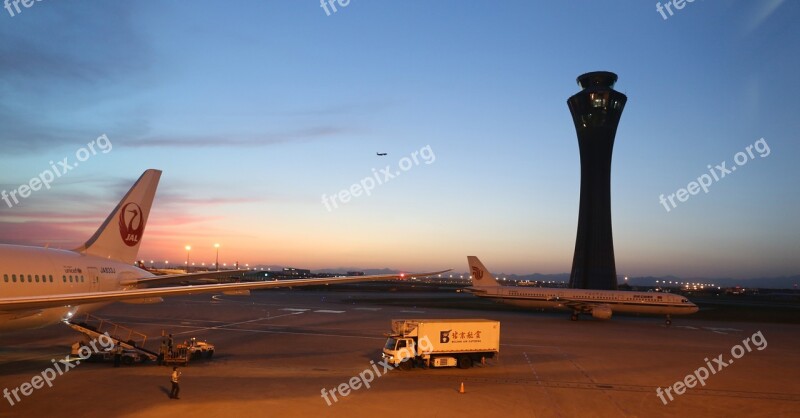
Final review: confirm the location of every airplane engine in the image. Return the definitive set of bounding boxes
[591,305,613,320]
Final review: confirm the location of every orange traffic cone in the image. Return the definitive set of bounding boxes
[459,382,465,394]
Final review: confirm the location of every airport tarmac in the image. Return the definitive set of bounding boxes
[1,289,798,418]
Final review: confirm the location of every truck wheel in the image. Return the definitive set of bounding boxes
[399,360,412,371]
[207,350,214,358]
[457,356,473,369]
[122,356,134,365]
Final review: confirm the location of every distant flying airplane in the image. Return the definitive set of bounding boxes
[464,256,698,325]
[0,169,449,333]
[376,152,387,156]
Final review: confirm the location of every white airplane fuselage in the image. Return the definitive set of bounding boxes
[0,244,149,331]
[469,286,699,317]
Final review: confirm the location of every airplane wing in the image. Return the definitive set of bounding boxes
[119,269,248,287]
[461,287,489,295]
[552,297,601,313]
[0,270,451,312]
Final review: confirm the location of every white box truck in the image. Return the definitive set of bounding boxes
[382,319,500,370]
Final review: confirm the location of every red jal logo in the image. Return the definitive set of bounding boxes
[471,266,483,280]
[118,202,144,247]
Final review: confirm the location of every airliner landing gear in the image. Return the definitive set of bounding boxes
[665,315,672,327]
[571,312,579,321]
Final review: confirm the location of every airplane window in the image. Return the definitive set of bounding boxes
[49,275,54,283]
[3,274,7,283]
[12,274,17,283]
[27,275,32,282]
[62,275,67,283]
[69,275,73,283]
[35,275,40,283]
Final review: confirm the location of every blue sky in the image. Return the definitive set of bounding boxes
[0,1,798,278]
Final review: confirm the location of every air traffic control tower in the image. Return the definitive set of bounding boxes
[567,71,627,290]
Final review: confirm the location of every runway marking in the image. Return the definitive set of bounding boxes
[704,327,743,335]
[673,325,744,335]
[501,343,563,349]
[280,308,310,312]
[178,326,386,342]
[522,352,541,383]
[313,310,346,314]
[520,351,559,417]
[555,347,632,417]
[171,312,305,336]
[353,307,382,311]
[400,310,426,313]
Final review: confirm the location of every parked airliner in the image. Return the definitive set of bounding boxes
[0,169,448,332]
[465,256,698,325]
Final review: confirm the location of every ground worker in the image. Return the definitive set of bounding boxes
[170,367,181,399]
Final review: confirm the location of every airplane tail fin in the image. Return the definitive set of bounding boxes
[74,169,162,264]
[467,256,501,287]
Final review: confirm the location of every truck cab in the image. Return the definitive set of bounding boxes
[383,336,417,369]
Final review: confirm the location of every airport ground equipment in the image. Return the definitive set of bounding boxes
[66,313,158,362]
[163,346,190,367]
[382,319,500,370]
[70,343,145,365]
[185,337,215,359]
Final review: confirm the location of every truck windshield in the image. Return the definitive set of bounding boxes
[384,338,398,350]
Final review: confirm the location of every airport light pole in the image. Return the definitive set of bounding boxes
[185,245,191,273]
[214,243,220,271]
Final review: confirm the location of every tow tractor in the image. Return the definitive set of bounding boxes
[185,337,215,359]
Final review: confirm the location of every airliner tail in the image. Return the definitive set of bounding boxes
[467,256,501,287]
[74,169,161,264]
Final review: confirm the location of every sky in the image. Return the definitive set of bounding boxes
[0,1,798,279]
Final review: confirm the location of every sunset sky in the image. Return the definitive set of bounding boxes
[0,1,798,279]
